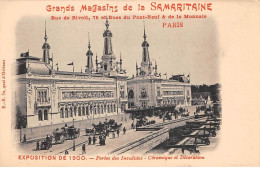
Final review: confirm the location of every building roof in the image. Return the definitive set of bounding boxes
[169,75,190,83]
[192,92,211,100]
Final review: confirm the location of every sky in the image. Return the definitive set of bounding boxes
[16,16,220,85]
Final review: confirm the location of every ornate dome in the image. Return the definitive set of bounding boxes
[42,43,50,49]
[103,30,113,37]
[86,50,93,56]
[142,40,149,47]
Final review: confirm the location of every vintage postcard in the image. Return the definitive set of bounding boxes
[0,0,259,167]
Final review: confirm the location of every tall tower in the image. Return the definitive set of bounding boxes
[85,33,94,74]
[140,24,152,76]
[42,21,50,64]
[101,17,116,73]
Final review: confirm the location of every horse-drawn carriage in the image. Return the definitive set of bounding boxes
[66,126,80,139]
[85,128,94,135]
[40,136,53,150]
[53,129,66,144]
[89,119,122,136]
[181,112,190,117]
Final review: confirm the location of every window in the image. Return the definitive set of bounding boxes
[86,106,89,115]
[90,106,93,115]
[114,104,116,112]
[128,90,134,99]
[94,106,96,115]
[74,107,77,116]
[157,87,161,96]
[70,108,73,117]
[38,110,43,121]
[78,107,81,116]
[60,108,64,118]
[101,105,103,114]
[120,91,124,98]
[44,110,48,120]
[141,88,147,98]
[108,105,110,113]
[97,106,100,114]
[65,108,68,118]
[83,107,85,116]
[121,104,125,113]
[120,86,125,98]
[38,92,41,102]
[44,92,47,102]
[37,89,48,103]
[104,105,106,113]
[104,63,107,71]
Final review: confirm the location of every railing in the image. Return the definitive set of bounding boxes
[36,101,51,107]
[119,98,128,102]
[139,95,149,100]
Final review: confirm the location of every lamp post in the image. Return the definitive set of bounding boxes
[73,118,75,151]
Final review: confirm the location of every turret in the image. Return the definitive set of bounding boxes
[85,33,94,74]
[42,21,51,64]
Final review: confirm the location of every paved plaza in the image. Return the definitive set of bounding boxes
[18,106,203,155]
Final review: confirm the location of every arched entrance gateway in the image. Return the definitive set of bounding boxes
[128,90,135,108]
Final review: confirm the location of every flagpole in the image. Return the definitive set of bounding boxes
[52,53,54,70]
[73,61,74,73]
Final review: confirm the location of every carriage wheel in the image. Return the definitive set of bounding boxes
[212,131,216,137]
[206,139,210,145]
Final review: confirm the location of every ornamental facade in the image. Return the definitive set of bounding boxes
[127,27,192,108]
[14,19,128,128]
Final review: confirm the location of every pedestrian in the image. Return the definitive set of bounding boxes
[123,127,126,135]
[106,129,109,137]
[65,149,69,155]
[112,131,115,139]
[46,135,50,142]
[117,129,120,137]
[99,135,102,145]
[23,134,26,143]
[131,123,134,129]
[93,136,96,145]
[82,144,86,154]
[36,140,40,150]
[88,136,92,145]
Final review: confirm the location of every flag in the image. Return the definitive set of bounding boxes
[20,52,29,57]
[187,74,190,77]
[49,57,53,61]
[55,63,58,66]
[164,73,167,75]
[67,62,73,65]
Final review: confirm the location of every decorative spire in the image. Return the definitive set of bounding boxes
[42,20,50,64]
[56,62,59,71]
[105,16,109,30]
[44,20,48,43]
[155,60,158,75]
[86,33,94,74]
[143,21,147,41]
[136,61,139,77]
[88,32,91,50]
[103,17,113,56]
[96,53,98,72]
[120,52,122,72]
